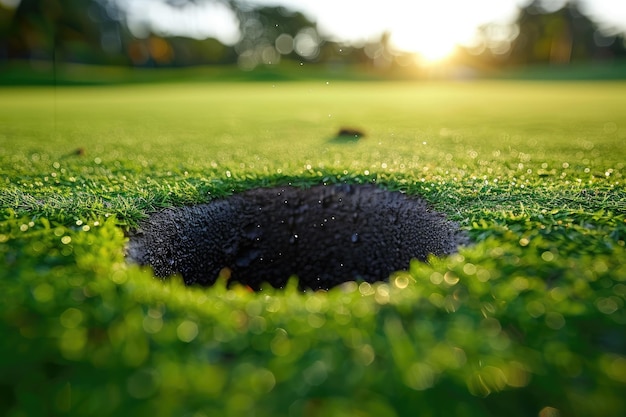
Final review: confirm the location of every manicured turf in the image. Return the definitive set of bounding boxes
[1,80,625,417]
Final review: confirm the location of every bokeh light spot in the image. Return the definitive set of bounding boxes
[176,320,199,343]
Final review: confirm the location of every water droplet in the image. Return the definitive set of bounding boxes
[351,233,359,243]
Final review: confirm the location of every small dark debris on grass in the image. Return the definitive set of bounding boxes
[127,184,468,290]
[61,147,86,158]
[337,127,366,138]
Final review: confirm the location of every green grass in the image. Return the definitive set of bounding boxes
[1,80,625,417]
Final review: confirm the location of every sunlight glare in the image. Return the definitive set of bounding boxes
[394,32,459,63]
[386,2,484,63]
[421,43,458,63]
[290,0,524,64]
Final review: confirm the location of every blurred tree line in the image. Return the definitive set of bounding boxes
[1,0,625,72]
[464,0,626,68]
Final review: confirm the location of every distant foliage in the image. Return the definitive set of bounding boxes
[2,0,624,71]
[469,0,626,67]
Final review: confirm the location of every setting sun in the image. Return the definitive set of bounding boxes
[390,28,460,63]
[419,43,458,63]
[381,2,476,63]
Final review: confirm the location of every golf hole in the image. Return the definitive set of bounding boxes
[126,184,468,290]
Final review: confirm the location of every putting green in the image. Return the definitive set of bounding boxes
[1,81,625,417]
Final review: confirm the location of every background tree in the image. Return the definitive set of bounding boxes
[3,0,129,65]
[465,0,626,68]
[233,5,319,69]
[511,0,595,64]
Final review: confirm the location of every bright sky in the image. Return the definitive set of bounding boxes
[122,0,626,61]
[282,0,525,61]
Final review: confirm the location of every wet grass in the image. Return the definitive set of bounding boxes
[1,80,626,417]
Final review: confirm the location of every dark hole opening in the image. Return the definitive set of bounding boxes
[126,184,468,290]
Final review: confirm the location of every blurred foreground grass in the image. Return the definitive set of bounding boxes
[1,81,625,417]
